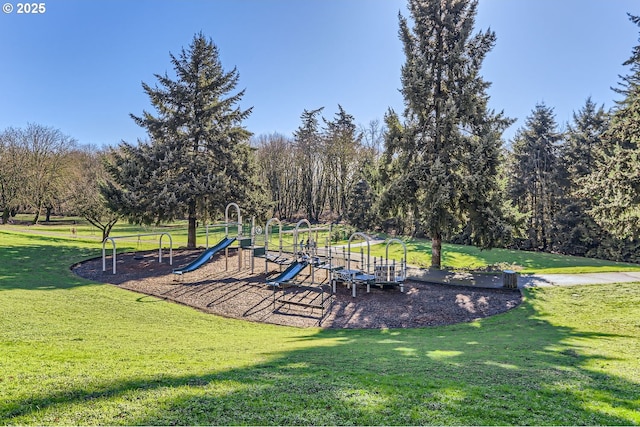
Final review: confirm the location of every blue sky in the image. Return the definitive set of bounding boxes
[1,0,638,147]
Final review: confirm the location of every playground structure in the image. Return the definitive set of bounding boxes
[263,219,337,320]
[329,233,407,297]
[102,202,407,324]
[261,217,332,272]
[172,236,236,275]
[102,232,173,274]
[262,217,286,267]
[173,202,253,277]
[259,222,407,320]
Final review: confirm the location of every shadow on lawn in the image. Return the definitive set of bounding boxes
[0,234,99,291]
[2,296,638,425]
[1,233,637,423]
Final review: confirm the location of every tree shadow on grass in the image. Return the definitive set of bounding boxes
[0,232,175,291]
[2,295,639,425]
[0,240,99,291]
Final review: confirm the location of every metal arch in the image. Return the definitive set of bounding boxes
[102,232,173,275]
[385,238,407,263]
[159,233,173,265]
[265,217,283,274]
[293,219,312,257]
[265,217,283,256]
[102,237,117,274]
[225,202,242,237]
[347,232,371,273]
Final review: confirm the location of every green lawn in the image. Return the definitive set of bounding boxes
[1,216,336,254]
[7,216,640,274]
[1,229,639,425]
[363,236,640,274]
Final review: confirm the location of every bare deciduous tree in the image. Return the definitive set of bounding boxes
[64,146,119,240]
[21,123,76,223]
[0,124,76,224]
[0,128,28,223]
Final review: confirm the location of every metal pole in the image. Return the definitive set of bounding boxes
[251,217,255,274]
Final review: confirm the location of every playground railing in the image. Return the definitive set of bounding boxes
[102,232,173,274]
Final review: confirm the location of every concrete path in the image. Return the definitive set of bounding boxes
[519,271,640,287]
[326,239,640,289]
[407,267,640,289]
[330,239,386,249]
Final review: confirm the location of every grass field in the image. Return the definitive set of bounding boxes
[355,236,640,274]
[0,216,334,255]
[1,227,639,425]
[4,216,640,274]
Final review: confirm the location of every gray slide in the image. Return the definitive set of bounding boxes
[173,237,236,275]
[267,261,307,286]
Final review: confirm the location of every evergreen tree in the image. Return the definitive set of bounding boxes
[323,105,361,219]
[378,108,413,235]
[346,137,382,232]
[582,15,640,241]
[553,98,608,256]
[346,178,376,230]
[584,142,640,240]
[102,33,263,247]
[507,103,562,251]
[293,108,325,222]
[563,98,609,182]
[383,0,511,268]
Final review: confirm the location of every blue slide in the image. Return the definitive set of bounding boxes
[267,261,308,287]
[173,237,236,275]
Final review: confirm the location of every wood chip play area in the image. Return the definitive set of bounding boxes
[73,203,522,328]
[73,247,522,329]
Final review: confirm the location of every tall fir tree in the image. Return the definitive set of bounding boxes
[102,33,263,247]
[293,108,325,222]
[383,0,511,268]
[582,15,640,241]
[553,98,608,256]
[563,98,609,182]
[346,178,376,230]
[377,109,412,235]
[507,103,563,251]
[323,105,361,218]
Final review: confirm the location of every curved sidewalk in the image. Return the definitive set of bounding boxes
[407,267,640,289]
[519,271,640,287]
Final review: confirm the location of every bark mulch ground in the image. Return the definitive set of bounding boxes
[72,249,523,329]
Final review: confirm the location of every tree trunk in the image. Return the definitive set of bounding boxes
[32,206,41,225]
[2,208,9,224]
[102,219,118,242]
[431,231,442,269]
[188,201,197,248]
[45,206,53,222]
